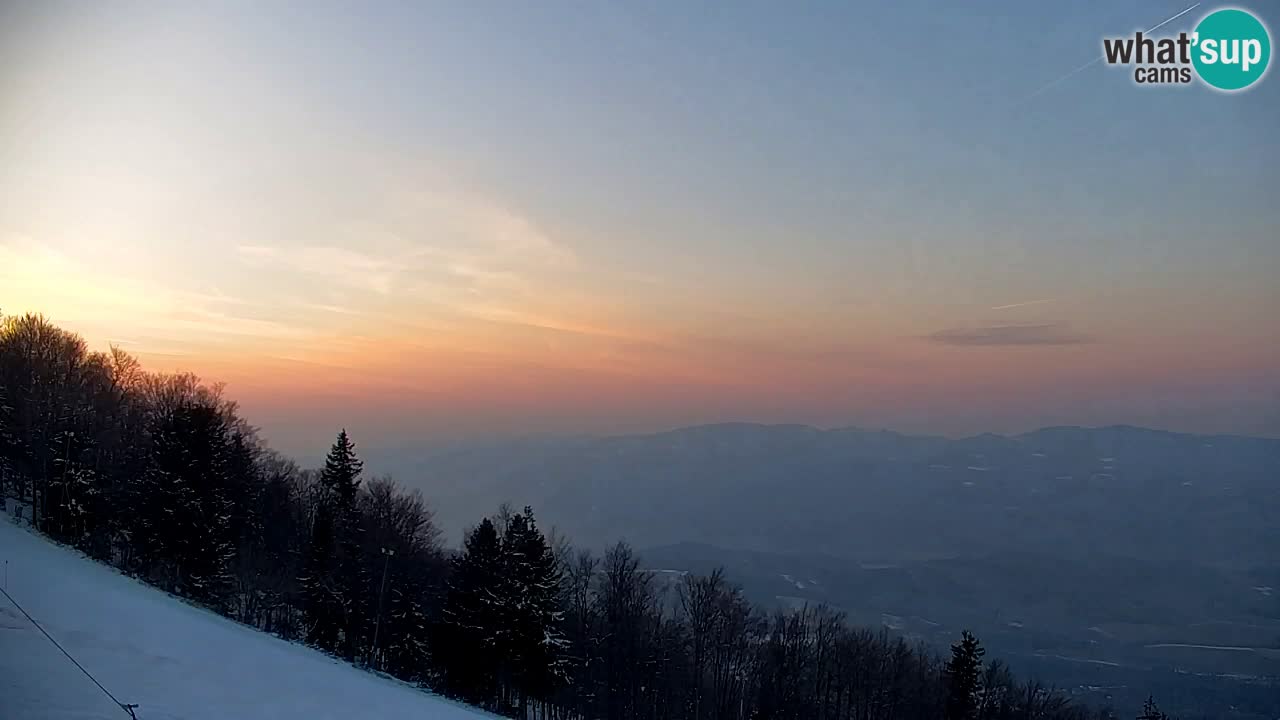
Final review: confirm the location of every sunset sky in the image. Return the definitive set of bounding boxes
[2,1,1278,460]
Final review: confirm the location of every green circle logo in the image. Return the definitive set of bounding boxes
[1192,8,1271,91]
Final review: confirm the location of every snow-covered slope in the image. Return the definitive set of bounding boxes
[0,517,491,719]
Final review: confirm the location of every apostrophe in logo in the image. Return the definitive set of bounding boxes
[1191,8,1271,91]
[1101,6,1271,91]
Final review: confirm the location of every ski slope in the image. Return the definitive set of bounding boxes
[0,517,492,719]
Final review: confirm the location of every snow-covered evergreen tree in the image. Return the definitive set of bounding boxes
[440,517,505,706]
[301,430,367,660]
[135,402,235,608]
[502,507,568,714]
[944,630,987,720]
[438,507,567,713]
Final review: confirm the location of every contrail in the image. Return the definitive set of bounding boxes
[1142,1,1202,34]
[991,299,1056,311]
[1017,2,1200,104]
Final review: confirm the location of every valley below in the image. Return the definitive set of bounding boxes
[393,423,1280,718]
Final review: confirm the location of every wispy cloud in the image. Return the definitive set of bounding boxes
[236,187,578,314]
[290,300,361,316]
[927,324,1090,347]
[237,245,396,295]
[397,189,578,271]
[991,298,1056,311]
[165,306,312,340]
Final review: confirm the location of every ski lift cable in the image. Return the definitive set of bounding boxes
[0,583,140,718]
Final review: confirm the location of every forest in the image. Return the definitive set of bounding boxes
[0,311,1157,720]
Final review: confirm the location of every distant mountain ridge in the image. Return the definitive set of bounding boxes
[400,422,1279,563]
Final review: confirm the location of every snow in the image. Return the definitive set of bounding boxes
[780,573,807,590]
[1144,643,1260,652]
[880,613,904,630]
[0,518,494,720]
[1031,653,1121,668]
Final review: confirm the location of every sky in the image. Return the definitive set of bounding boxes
[2,0,1278,461]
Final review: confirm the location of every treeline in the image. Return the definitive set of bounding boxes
[1,311,1124,720]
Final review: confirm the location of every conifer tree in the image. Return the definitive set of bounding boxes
[502,507,568,714]
[440,517,505,706]
[302,430,367,659]
[1137,696,1172,720]
[944,630,987,720]
[321,429,363,505]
